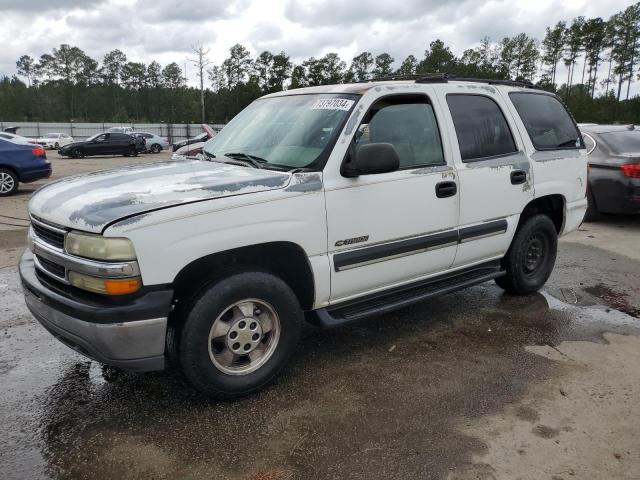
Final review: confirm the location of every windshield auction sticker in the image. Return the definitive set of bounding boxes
[311,98,355,111]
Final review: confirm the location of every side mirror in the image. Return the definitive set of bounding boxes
[342,142,400,177]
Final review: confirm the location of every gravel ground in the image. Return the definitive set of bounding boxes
[0,153,639,480]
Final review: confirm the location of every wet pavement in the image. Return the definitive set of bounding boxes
[1,234,639,479]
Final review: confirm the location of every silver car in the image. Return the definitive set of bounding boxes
[132,132,170,153]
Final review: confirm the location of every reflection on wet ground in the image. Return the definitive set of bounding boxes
[1,283,638,480]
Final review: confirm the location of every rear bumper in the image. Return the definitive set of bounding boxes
[562,196,588,235]
[19,164,52,183]
[590,172,640,215]
[20,250,171,372]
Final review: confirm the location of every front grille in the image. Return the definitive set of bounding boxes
[32,221,65,249]
[36,254,66,279]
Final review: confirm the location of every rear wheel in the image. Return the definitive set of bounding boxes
[176,271,302,398]
[124,146,138,157]
[0,169,18,196]
[495,214,557,295]
[583,187,601,222]
[54,142,59,149]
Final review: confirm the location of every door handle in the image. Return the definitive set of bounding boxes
[435,181,457,198]
[510,170,527,185]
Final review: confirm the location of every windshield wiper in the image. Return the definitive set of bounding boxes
[202,150,216,160]
[223,152,268,169]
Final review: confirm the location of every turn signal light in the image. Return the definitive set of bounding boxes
[621,164,640,178]
[32,146,46,157]
[68,271,142,295]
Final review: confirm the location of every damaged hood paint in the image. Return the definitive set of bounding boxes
[29,160,291,233]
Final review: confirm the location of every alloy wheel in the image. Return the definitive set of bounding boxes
[0,171,15,194]
[207,299,281,375]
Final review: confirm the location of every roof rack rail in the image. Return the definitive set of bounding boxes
[357,73,540,89]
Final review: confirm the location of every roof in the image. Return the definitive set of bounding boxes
[263,77,541,98]
[580,124,636,134]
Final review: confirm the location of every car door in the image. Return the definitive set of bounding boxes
[324,89,459,303]
[84,134,108,156]
[434,86,534,268]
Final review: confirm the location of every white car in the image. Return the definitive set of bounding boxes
[35,133,74,150]
[132,132,170,153]
[106,126,134,135]
[20,77,588,398]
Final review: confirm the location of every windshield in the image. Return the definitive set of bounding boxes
[44,133,58,138]
[86,133,100,141]
[203,93,359,170]
[600,130,640,154]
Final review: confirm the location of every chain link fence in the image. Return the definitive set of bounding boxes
[0,122,225,143]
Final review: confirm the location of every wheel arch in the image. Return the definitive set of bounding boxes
[171,241,316,314]
[519,194,565,234]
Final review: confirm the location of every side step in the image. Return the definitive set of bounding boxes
[311,261,505,328]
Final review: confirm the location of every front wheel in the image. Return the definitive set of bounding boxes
[150,144,161,153]
[176,271,303,398]
[495,214,558,295]
[71,147,83,159]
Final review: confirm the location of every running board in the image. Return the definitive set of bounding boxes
[310,261,505,328]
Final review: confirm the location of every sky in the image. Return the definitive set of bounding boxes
[0,0,636,91]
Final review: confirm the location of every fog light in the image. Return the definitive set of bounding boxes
[68,271,142,295]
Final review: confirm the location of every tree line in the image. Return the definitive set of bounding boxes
[1,2,639,125]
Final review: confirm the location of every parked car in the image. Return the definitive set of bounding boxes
[171,141,205,159]
[0,131,33,145]
[58,132,141,158]
[106,126,134,135]
[581,124,640,220]
[0,136,51,196]
[20,78,587,398]
[172,125,216,151]
[35,133,74,150]
[133,132,169,153]
[171,124,216,159]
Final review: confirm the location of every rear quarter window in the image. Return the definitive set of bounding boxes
[509,92,584,150]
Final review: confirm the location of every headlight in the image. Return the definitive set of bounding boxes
[64,231,136,261]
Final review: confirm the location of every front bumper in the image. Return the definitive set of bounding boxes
[20,250,172,372]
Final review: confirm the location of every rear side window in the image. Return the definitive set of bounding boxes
[509,93,583,150]
[446,94,517,162]
[600,130,640,154]
[356,95,445,168]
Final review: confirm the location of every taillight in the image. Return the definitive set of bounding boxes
[32,146,46,157]
[621,164,640,178]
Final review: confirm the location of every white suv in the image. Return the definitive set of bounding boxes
[20,77,588,397]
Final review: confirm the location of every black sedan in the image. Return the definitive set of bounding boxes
[58,132,144,158]
[581,124,640,221]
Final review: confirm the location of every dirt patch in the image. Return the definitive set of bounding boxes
[584,284,640,319]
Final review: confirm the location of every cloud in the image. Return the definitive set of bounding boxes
[0,0,106,11]
[0,0,636,96]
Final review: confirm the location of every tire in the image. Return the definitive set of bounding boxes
[151,144,161,153]
[495,214,558,295]
[177,271,303,398]
[583,188,601,222]
[54,142,59,149]
[124,146,138,157]
[0,168,19,196]
[71,147,83,159]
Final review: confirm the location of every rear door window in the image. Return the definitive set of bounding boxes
[599,130,640,154]
[446,94,517,162]
[509,93,584,150]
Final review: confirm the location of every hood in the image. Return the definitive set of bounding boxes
[29,160,291,233]
[59,141,85,150]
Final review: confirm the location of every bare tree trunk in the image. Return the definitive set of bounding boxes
[581,57,587,85]
[626,33,638,100]
[189,44,211,124]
